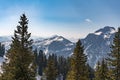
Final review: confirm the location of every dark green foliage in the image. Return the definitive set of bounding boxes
[34,49,47,76]
[0,14,36,80]
[87,64,94,80]
[107,27,120,80]
[38,50,44,76]
[95,59,109,80]
[45,54,58,80]
[94,61,100,80]
[0,43,5,57]
[34,52,71,80]
[66,40,88,80]
[57,56,70,80]
[34,49,70,80]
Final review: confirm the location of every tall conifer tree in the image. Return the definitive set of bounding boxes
[107,27,120,80]
[0,43,5,57]
[45,54,58,80]
[95,59,108,80]
[58,56,69,80]
[0,14,36,80]
[66,40,88,80]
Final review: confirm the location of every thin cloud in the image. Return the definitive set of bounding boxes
[85,18,92,23]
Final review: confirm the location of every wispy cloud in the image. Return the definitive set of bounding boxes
[85,18,92,23]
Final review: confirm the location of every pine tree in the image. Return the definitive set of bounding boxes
[107,27,120,80]
[0,43,5,57]
[66,40,88,80]
[94,61,100,80]
[37,50,44,76]
[35,50,47,76]
[0,14,36,80]
[95,59,109,80]
[87,64,94,80]
[45,54,58,80]
[57,56,69,80]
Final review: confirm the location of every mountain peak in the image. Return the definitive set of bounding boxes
[50,35,59,38]
[48,35,65,41]
[95,26,115,33]
[83,26,116,68]
[95,26,115,35]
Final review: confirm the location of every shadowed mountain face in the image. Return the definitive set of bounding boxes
[33,35,75,57]
[81,26,115,68]
[0,26,116,68]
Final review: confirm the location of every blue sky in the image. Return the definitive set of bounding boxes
[0,0,120,39]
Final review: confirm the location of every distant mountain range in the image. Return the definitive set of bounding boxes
[0,26,116,68]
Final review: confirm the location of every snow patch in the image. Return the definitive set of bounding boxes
[36,75,42,80]
[44,40,52,45]
[110,28,116,34]
[0,57,4,73]
[44,47,49,55]
[104,35,110,39]
[94,32,102,35]
[106,41,110,45]
[66,43,74,46]
[55,37,63,41]
[84,44,91,55]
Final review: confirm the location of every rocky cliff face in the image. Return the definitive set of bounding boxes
[81,26,115,68]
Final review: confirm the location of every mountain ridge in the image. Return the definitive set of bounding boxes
[0,26,116,68]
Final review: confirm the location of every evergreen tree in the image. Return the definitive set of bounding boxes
[87,64,94,80]
[94,61,100,80]
[35,49,47,76]
[0,14,36,80]
[95,59,109,80]
[57,56,69,80]
[66,40,88,80]
[36,50,44,76]
[45,54,58,80]
[0,43,5,57]
[107,27,120,80]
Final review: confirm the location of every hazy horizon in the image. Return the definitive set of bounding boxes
[0,0,120,39]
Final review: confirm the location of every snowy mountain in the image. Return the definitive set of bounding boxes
[81,26,115,68]
[0,26,116,68]
[32,26,116,68]
[33,35,75,57]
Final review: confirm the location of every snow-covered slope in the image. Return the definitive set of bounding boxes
[81,26,115,68]
[33,35,75,57]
